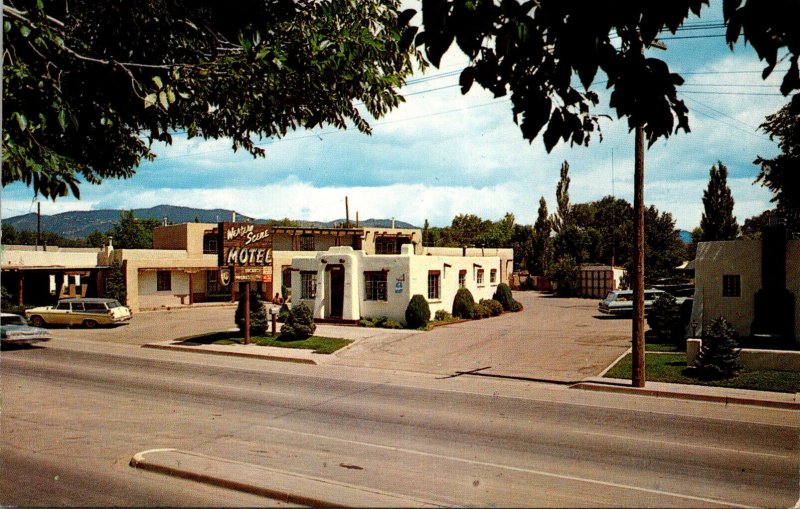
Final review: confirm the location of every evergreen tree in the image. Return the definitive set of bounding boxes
[235,291,268,336]
[106,258,127,305]
[552,161,571,234]
[110,210,160,249]
[422,219,431,247]
[533,196,553,274]
[700,161,739,241]
[694,316,741,380]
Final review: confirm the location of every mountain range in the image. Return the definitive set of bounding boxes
[3,205,418,239]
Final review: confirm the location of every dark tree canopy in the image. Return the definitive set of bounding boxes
[417,0,800,151]
[3,0,422,199]
[755,102,800,233]
[700,161,739,241]
[552,161,571,234]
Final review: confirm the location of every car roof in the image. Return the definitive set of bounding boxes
[58,297,118,303]
[1,312,24,318]
[609,289,665,294]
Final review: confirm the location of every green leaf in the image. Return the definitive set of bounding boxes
[19,25,31,38]
[15,112,28,131]
[152,76,163,89]
[166,88,176,104]
[144,93,157,108]
[158,91,169,109]
[58,109,67,130]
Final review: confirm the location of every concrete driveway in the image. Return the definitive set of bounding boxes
[332,292,634,382]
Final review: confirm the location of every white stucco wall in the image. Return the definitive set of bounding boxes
[137,270,191,309]
[290,245,503,325]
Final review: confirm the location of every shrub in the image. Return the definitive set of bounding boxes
[492,283,514,311]
[452,288,476,319]
[235,291,268,336]
[480,299,504,317]
[405,294,431,329]
[472,302,489,319]
[359,318,375,327]
[647,293,684,345]
[548,256,580,297]
[510,300,524,312]
[383,319,403,329]
[694,316,741,380]
[434,309,452,321]
[280,302,316,340]
[277,303,290,323]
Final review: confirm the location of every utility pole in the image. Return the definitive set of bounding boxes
[345,196,350,229]
[632,126,646,387]
[36,201,41,250]
[632,37,666,388]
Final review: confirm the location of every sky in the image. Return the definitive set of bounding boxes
[1,1,792,231]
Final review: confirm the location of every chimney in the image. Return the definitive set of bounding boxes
[392,217,396,229]
[162,216,168,227]
[232,211,237,222]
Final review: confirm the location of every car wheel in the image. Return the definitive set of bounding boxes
[30,316,45,327]
[83,319,98,329]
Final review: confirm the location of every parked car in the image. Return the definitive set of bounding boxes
[1,313,52,345]
[598,289,667,316]
[25,298,132,328]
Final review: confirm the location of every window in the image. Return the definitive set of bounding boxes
[364,272,388,301]
[157,271,172,291]
[458,270,467,288]
[203,233,217,254]
[428,271,441,300]
[282,266,292,290]
[84,302,107,313]
[722,274,741,297]
[71,302,85,311]
[56,302,70,310]
[477,269,484,285]
[490,269,497,284]
[301,271,317,299]
[300,234,315,251]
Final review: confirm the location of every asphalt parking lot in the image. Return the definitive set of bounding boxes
[47,292,633,381]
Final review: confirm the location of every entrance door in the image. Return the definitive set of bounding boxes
[328,265,344,319]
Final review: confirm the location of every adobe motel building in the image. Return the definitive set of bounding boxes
[2,221,512,323]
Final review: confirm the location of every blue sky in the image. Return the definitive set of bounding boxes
[1,1,792,230]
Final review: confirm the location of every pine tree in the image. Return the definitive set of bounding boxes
[552,161,571,234]
[106,258,127,305]
[694,316,741,380]
[700,161,739,241]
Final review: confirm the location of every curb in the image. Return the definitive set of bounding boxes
[572,382,800,410]
[141,343,317,364]
[129,449,441,507]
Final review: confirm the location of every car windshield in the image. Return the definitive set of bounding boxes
[2,316,26,326]
[108,300,123,309]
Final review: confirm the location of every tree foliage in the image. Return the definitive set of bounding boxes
[417,1,799,151]
[1,222,91,247]
[106,258,127,305]
[700,161,738,241]
[280,302,316,340]
[235,290,268,336]
[109,211,160,249]
[531,196,552,275]
[552,161,571,234]
[755,102,800,233]
[3,0,422,199]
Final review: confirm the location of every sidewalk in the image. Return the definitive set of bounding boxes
[574,376,800,410]
[130,449,441,507]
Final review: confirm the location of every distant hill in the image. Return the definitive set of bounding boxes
[3,205,418,239]
[678,229,692,244]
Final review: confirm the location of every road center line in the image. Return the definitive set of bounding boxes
[253,424,758,508]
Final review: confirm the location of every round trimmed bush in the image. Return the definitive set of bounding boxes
[235,291,268,336]
[280,302,316,340]
[452,288,476,319]
[473,302,490,319]
[492,283,515,311]
[480,299,504,317]
[647,293,684,345]
[405,294,431,329]
[510,300,523,312]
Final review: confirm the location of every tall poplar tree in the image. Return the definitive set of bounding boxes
[552,161,571,234]
[700,161,739,241]
[533,196,552,275]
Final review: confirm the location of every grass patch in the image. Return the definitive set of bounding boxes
[178,331,352,354]
[605,353,800,393]
[645,342,682,352]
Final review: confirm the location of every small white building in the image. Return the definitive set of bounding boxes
[291,244,507,324]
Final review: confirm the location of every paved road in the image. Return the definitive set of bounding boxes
[2,339,796,507]
[52,292,633,381]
